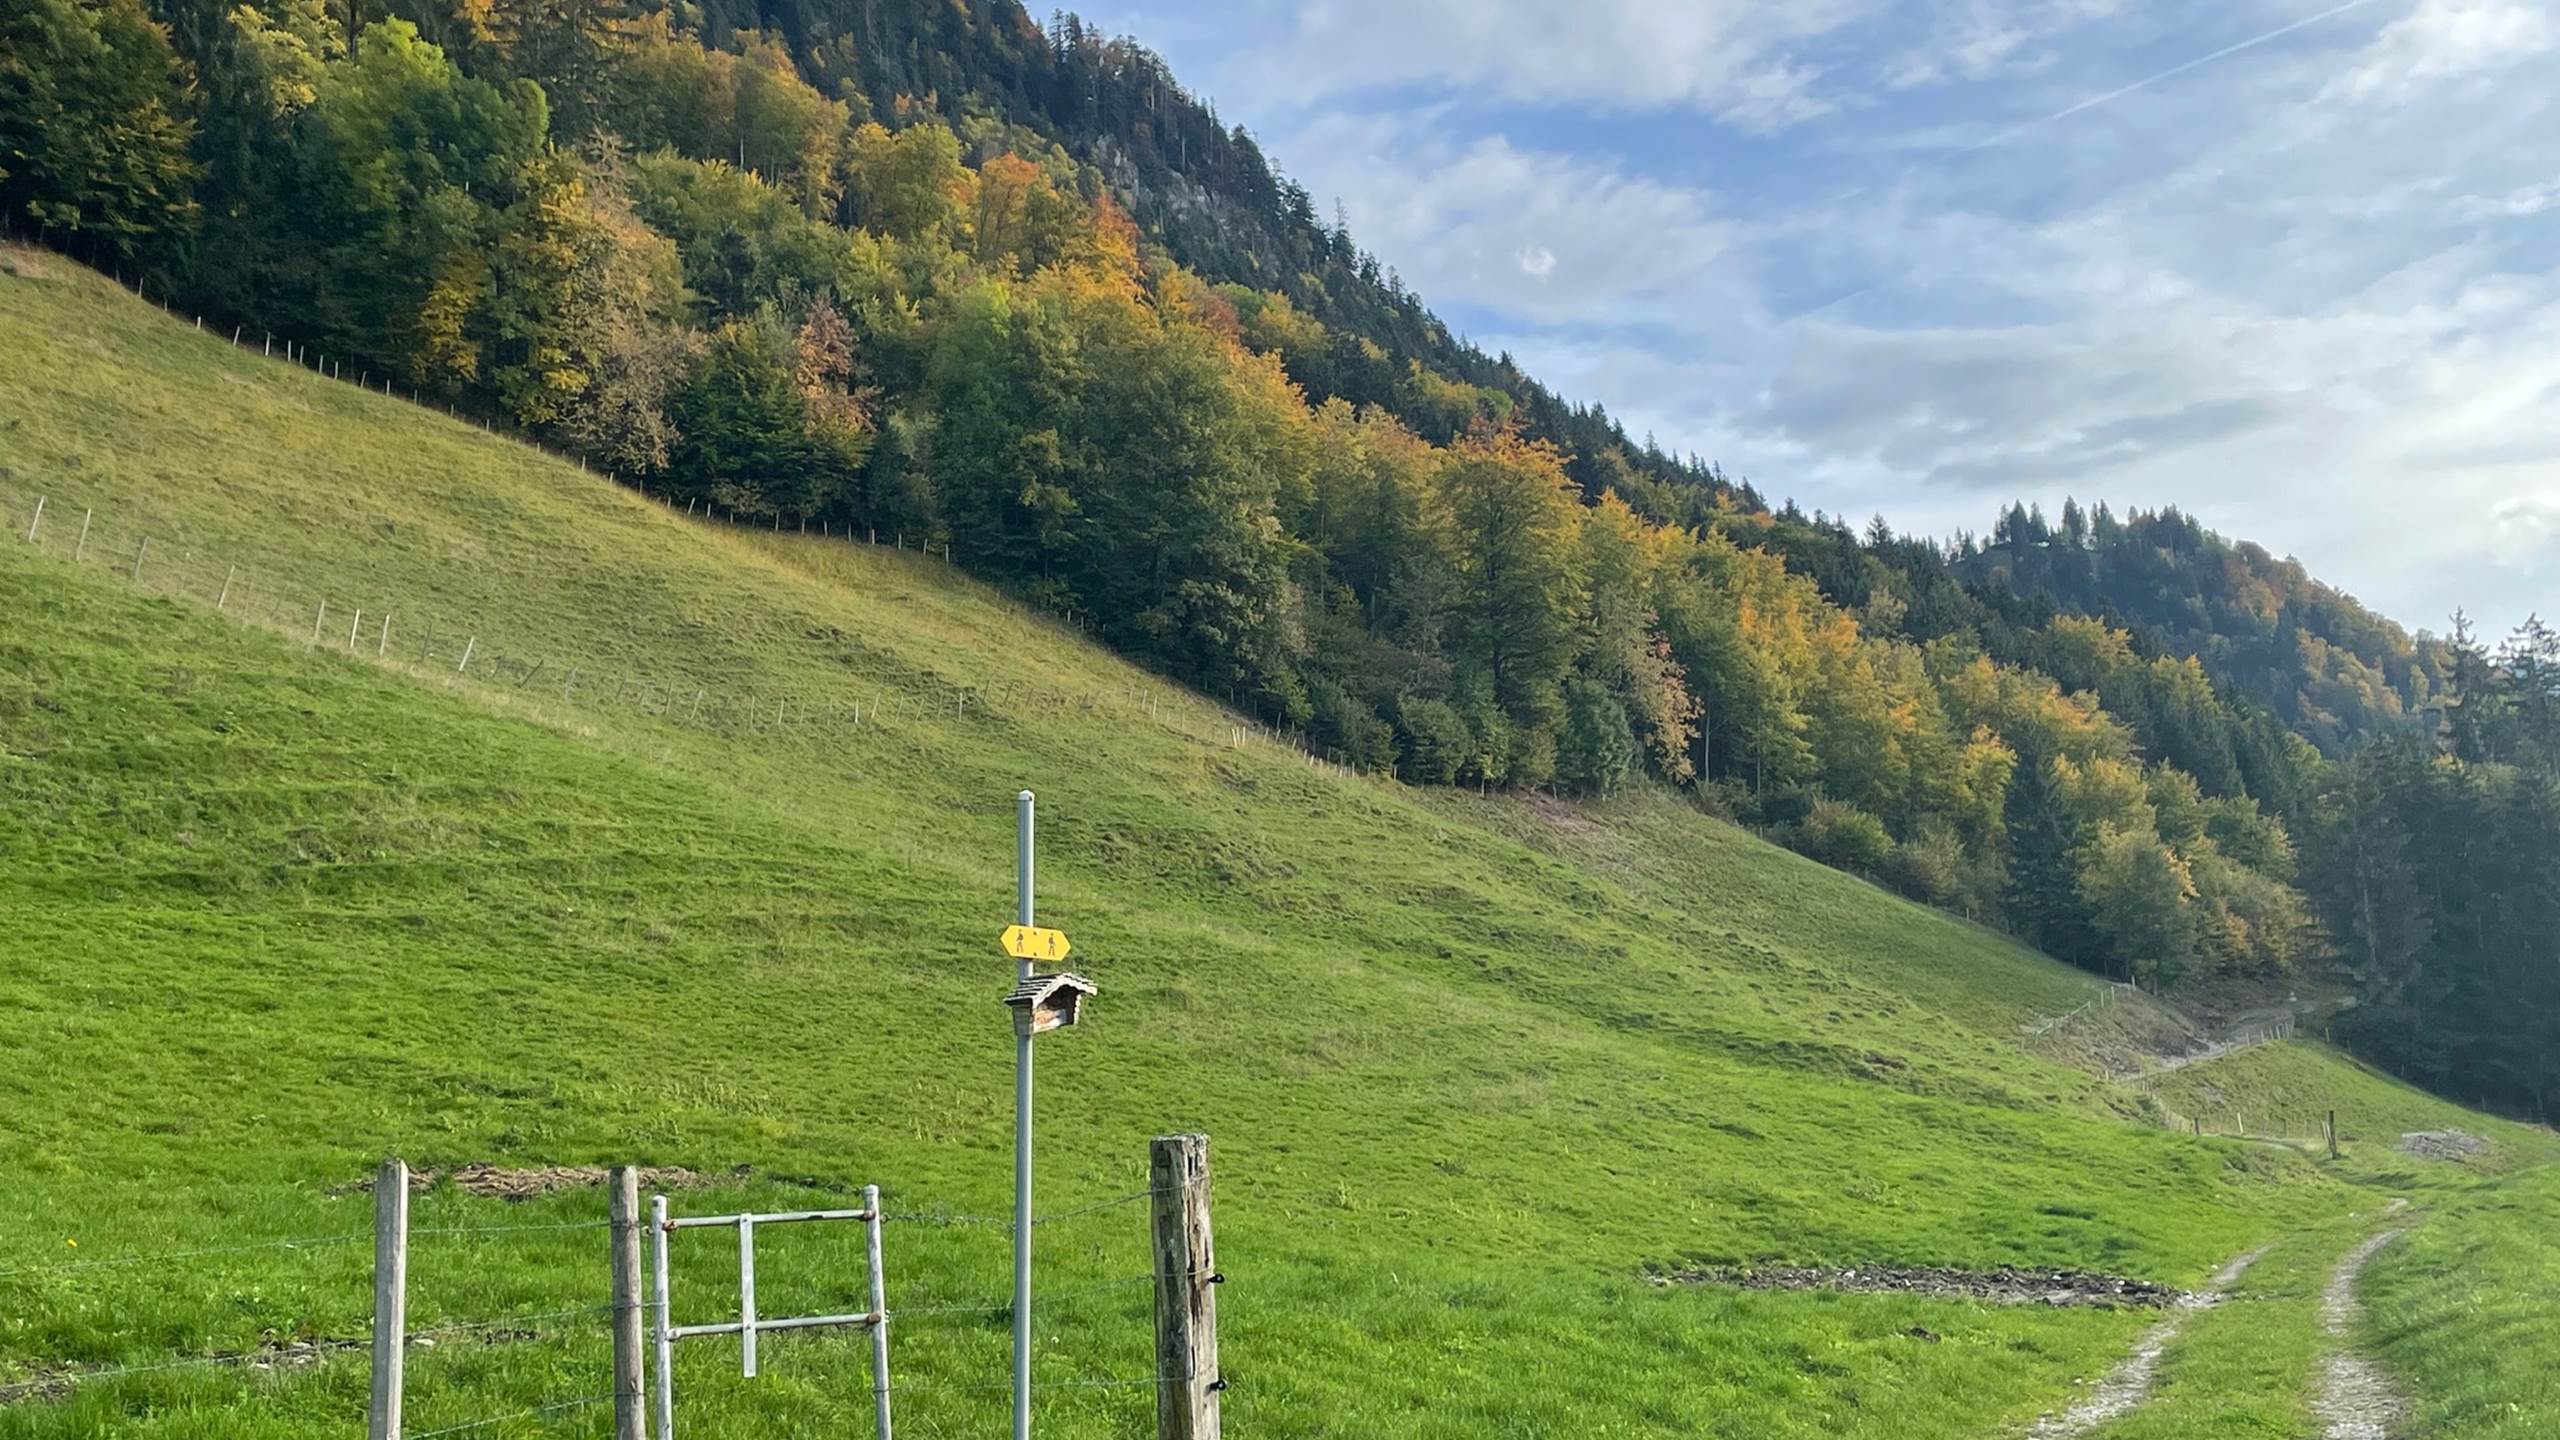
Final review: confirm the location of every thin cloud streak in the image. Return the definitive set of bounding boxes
[1956,0,2388,154]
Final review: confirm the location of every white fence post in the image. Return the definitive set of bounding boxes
[369,1158,410,1440]
[867,1184,892,1440]
[737,1215,757,1377]
[650,1194,675,1440]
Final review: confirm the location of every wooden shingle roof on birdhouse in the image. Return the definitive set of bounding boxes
[1002,971,1096,1036]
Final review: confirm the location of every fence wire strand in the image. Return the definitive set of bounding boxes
[411,1221,613,1238]
[0,1340,360,1400]
[407,1394,610,1438]
[0,1232,369,1281]
[888,1271,1154,1320]
[409,1304,616,1341]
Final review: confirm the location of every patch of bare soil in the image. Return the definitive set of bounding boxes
[2022,1244,2274,1438]
[1651,1261,2186,1309]
[2395,1130,2484,1162]
[2315,1210,2411,1440]
[337,1162,746,1200]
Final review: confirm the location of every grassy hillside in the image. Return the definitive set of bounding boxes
[0,245,2547,1437]
[2141,1039,2553,1176]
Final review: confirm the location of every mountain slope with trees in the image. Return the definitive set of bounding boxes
[2,0,2553,1117]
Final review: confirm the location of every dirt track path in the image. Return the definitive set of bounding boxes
[2022,1244,2273,1438]
[2314,1207,2411,1440]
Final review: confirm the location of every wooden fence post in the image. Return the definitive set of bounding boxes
[609,1167,646,1440]
[2327,1110,2339,1160]
[1150,1133,1221,1440]
[370,1158,409,1440]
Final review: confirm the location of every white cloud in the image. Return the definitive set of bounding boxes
[2458,179,2560,219]
[2493,493,2560,570]
[1273,114,1753,330]
[1882,0,2122,89]
[2327,0,2555,103]
[1201,0,1871,127]
[1111,0,2560,632]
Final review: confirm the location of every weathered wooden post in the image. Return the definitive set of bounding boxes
[370,1157,410,1440]
[2327,1110,2339,1160]
[22,495,41,543]
[129,536,148,582]
[609,1167,646,1440]
[1150,1133,1221,1440]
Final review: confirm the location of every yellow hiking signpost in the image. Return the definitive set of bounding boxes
[999,923,1072,963]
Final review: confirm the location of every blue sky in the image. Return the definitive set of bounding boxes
[1083,0,2559,637]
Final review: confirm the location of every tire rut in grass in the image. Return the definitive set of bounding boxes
[2314,1203,2411,1440]
[2022,1243,2274,1438]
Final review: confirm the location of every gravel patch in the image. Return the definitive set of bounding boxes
[2395,1130,2485,1163]
[1651,1262,2186,1309]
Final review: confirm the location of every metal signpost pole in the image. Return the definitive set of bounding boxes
[1013,789,1036,1440]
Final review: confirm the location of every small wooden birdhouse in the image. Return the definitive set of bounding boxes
[1003,972,1097,1038]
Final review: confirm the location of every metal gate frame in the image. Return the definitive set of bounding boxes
[647,1184,892,1440]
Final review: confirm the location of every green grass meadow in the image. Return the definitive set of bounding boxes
[2361,1167,2560,1440]
[1,244,2554,1436]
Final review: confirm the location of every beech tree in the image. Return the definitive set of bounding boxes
[0,0,201,261]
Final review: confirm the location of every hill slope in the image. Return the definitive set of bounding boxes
[0,248,2550,1437]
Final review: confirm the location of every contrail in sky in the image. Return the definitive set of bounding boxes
[1798,0,2388,319]
[1957,0,2385,156]
[1826,0,2386,206]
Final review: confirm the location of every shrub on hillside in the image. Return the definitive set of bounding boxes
[1788,799,1893,876]
[1396,693,1471,784]
[1307,676,1395,773]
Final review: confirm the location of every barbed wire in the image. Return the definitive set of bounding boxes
[411,1221,613,1238]
[0,1302,616,1406]
[0,1232,368,1281]
[883,1372,1182,1398]
[407,1393,610,1439]
[0,1339,361,1401]
[408,1304,616,1341]
[887,1271,1154,1320]
[875,1179,1187,1233]
[1032,1184,1178,1227]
